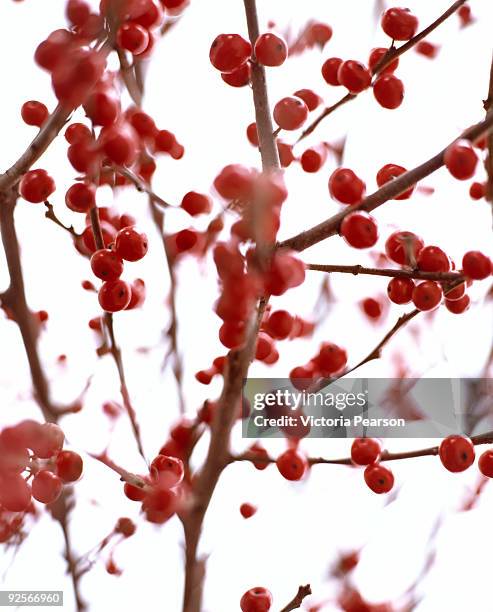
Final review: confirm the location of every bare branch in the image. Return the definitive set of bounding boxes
[280,584,312,612]
[307,263,464,282]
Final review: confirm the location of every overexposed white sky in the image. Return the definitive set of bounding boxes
[1,0,493,611]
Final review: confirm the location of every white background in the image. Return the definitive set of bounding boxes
[1,0,493,610]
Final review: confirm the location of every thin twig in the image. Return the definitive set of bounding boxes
[280,112,493,252]
[297,0,468,143]
[483,51,493,224]
[115,166,173,208]
[280,584,312,612]
[44,201,79,237]
[307,263,464,282]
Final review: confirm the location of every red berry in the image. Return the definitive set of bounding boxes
[445,294,470,314]
[351,438,381,466]
[373,74,404,109]
[19,169,56,203]
[21,101,49,127]
[276,449,308,481]
[51,47,106,107]
[66,0,90,26]
[444,139,478,180]
[29,423,64,459]
[209,34,251,73]
[115,517,136,537]
[293,89,321,111]
[142,487,177,522]
[220,63,251,87]
[265,310,293,339]
[361,297,383,319]
[301,144,328,173]
[68,141,99,173]
[368,47,399,74]
[277,141,295,167]
[175,229,197,252]
[117,23,150,55]
[273,96,309,130]
[329,168,366,205]
[364,463,394,493]
[124,481,146,501]
[307,22,332,47]
[55,450,83,482]
[376,163,413,199]
[84,91,120,127]
[240,503,257,519]
[126,278,146,310]
[181,191,212,216]
[150,455,184,488]
[32,470,63,504]
[316,342,347,376]
[100,124,139,166]
[0,474,32,512]
[321,57,343,85]
[115,227,148,262]
[381,8,418,41]
[65,182,96,213]
[81,222,116,254]
[249,443,269,470]
[444,281,466,301]
[417,246,450,273]
[214,164,254,200]
[340,211,378,249]
[412,281,442,311]
[254,33,287,67]
[337,60,371,94]
[478,450,493,478]
[98,279,131,312]
[246,122,259,146]
[462,251,491,280]
[387,277,414,304]
[415,41,439,59]
[129,110,157,138]
[458,4,473,27]
[469,182,485,200]
[385,231,423,265]
[65,123,92,144]
[90,249,124,281]
[439,435,475,472]
[240,587,272,612]
[154,129,177,152]
[35,29,73,72]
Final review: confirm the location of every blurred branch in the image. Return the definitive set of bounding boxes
[307,263,464,282]
[297,0,468,143]
[484,52,493,222]
[115,165,173,208]
[280,584,312,612]
[280,113,493,252]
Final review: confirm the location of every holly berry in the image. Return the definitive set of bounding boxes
[385,231,423,265]
[115,227,148,262]
[329,168,366,205]
[321,57,343,85]
[412,281,442,311]
[32,470,63,504]
[240,587,272,612]
[117,23,150,55]
[376,164,413,199]
[445,294,470,314]
[381,8,419,41]
[98,279,132,312]
[364,463,394,494]
[181,191,212,216]
[21,101,49,127]
[368,47,399,74]
[55,450,83,482]
[337,60,371,94]
[254,33,287,67]
[340,211,378,249]
[240,503,257,519]
[417,246,450,273]
[387,277,414,304]
[439,435,475,472]
[462,251,491,280]
[478,450,493,477]
[373,74,404,109]
[351,438,381,466]
[65,182,96,213]
[19,169,56,203]
[273,96,309,130]
[444,139,478,180]
[276,449,308,481]
[209,34,251,73]
[90,249,124,281]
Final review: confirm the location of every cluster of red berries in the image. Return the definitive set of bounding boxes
[113,0,165,57]
[0,421,83,517]
[123,453,184,524]
[290,342,348,390]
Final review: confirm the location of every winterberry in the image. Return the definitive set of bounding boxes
[364,463,394,494]
[240,587,272,612]
[478,450,493,478]
[301,144,328,173]
[124,481,147,502]
[329,168,366,205]
[221,63,251,87]
[439,435,475,472]
[115,517,137,537]
[240,503,257,519]
[84,91,120,127]
[462,251,491,280]
[175,229,198,252]
[98,280,132,312]
[316,342,347,375]
[415,41,439,59]
[351,438,381,466]
[65,182,96,213]
[385,231,423,265]
[340,211,378,249]
[381,8,418,41]
[445,294,470,314]
[19,169,56,203]
[21,101,49,127]
[412,281,442,311]
[376,164,413,199]
[293,89,321,111]
[387,277,414,304]
[181,191,212,216]
[265,310,293,339]
[444,140,478,180]
[417,246,450,273]
[254,33,287,67]
[273,97,309,130]
[337,60,371,94]
[209,34,251,73]
[214,164,254,200]
[368,47,399,74]
[55,450,83,482]
[100,123,139,166]
[0,474,32,512]
[150,455,184,488]
[90,249,124,281]
[115,227,148,262]
[361,297,383,320]
[469,182,485,200]
[276,449,308,481]
[117,23,150,55]
[31,470,63,504]
[373,74,404,109]
[321,57,343,86]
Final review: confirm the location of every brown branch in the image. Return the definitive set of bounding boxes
[89,205,146,461]
[116,166,173,208]
[307,263,464,282]
[117,49,143,107]
[180,2,280,610]
[44,201,79,237]
[232,430,493,468]
[484,52,493,220]
[297,0,467,143]
[280,585,312,612]
[280,113,493,252]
